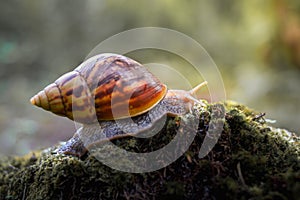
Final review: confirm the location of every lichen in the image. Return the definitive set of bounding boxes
[0,101,299,200]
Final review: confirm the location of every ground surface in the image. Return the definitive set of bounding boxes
[0,101,299,200]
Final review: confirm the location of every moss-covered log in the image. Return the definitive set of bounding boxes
[0,101,299,200]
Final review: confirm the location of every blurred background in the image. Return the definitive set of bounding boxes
[0,0,299,156]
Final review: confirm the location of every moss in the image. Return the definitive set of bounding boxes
[0,101,299,200]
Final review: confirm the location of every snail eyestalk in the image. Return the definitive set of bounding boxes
[184,81,208,107]
[189,81,208,96]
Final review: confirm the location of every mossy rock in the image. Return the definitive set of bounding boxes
[0,101,299,200]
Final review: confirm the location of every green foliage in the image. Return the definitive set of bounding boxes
[0,101,299,199]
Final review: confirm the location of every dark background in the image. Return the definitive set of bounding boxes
[0,0,299,155]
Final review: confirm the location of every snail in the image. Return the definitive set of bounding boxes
[30,53,207,157]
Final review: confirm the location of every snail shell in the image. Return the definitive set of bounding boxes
[30,54,167,123]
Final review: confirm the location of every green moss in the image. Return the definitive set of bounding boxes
[0,101,299,199]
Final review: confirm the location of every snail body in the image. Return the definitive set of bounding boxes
[31,54,207,157]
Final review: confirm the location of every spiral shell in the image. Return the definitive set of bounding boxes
[30,54,167,123]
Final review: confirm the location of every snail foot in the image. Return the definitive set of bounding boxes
[54,133,88,158]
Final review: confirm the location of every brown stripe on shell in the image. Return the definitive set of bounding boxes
[43,83,66,116]
[75,55,117,91]
[78,55,137,93]
[93,81,167,120]
[83,55,168,120]
[55,70,97,123]
[96,73,121,87]
[36,90,50,110]
[93,77,119,100]
[58,72,78,87]
[74,56,99,81]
